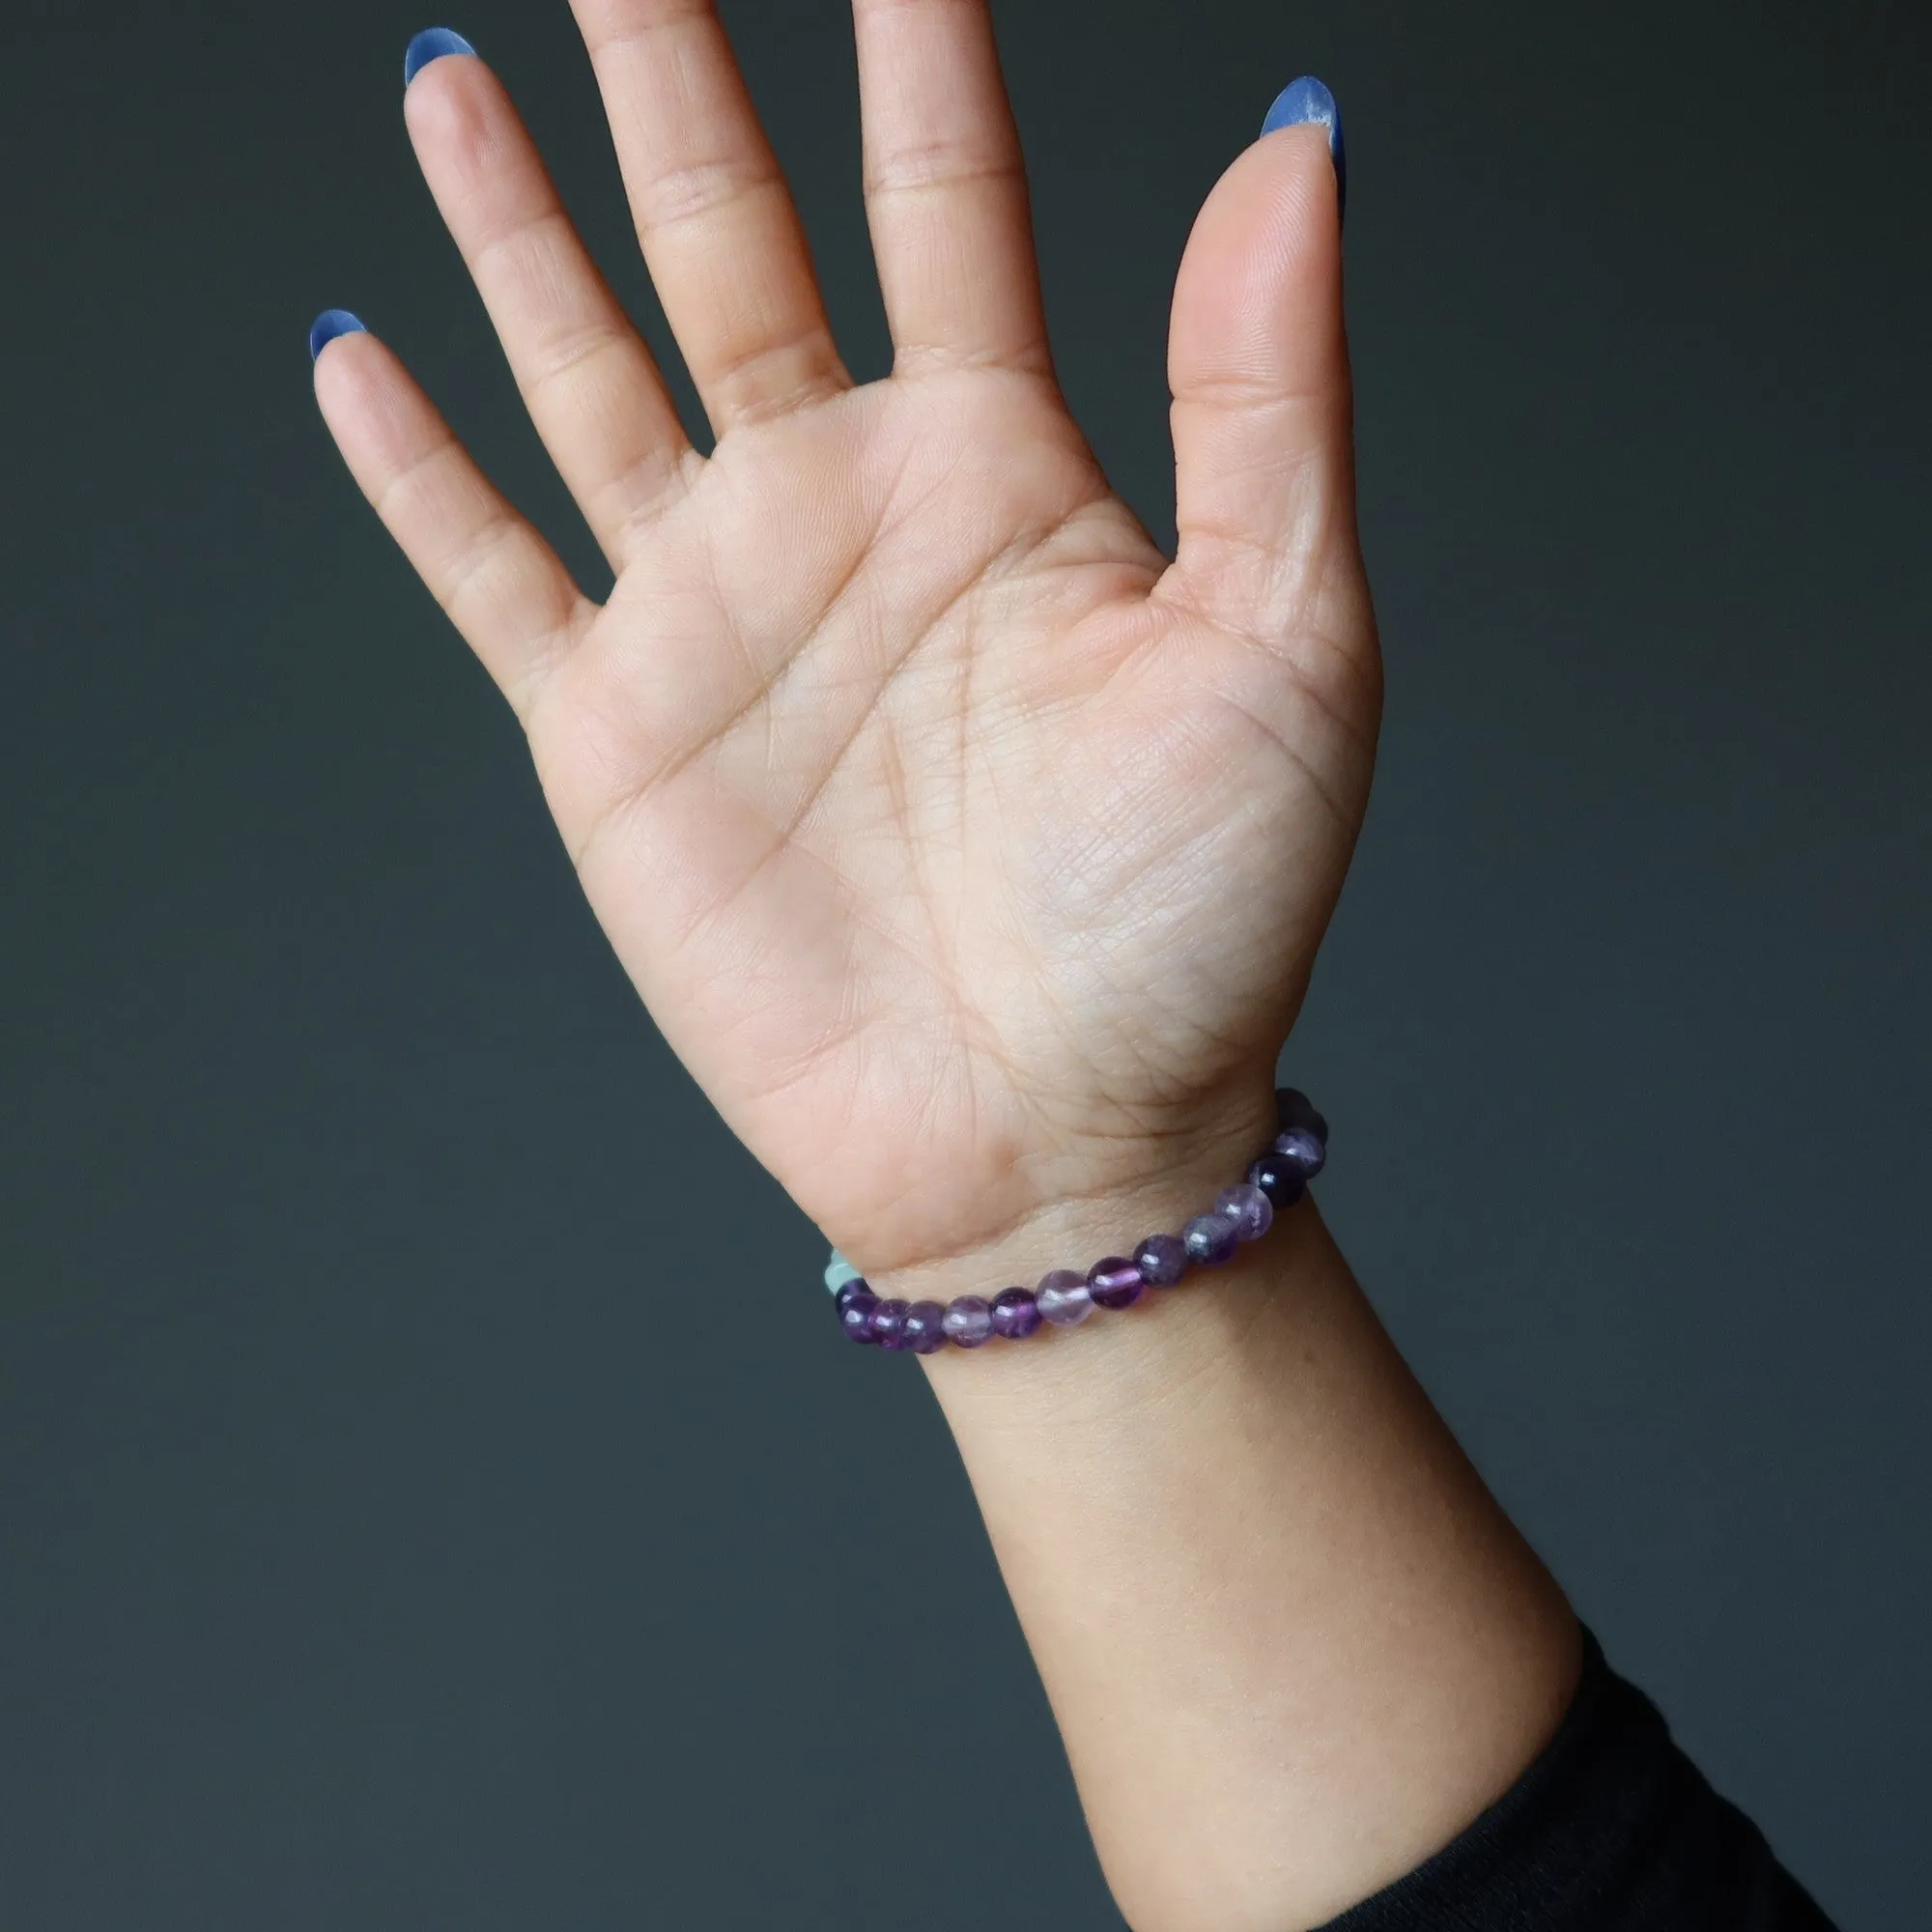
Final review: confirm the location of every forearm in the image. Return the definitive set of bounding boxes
[885,1126,1581,1932]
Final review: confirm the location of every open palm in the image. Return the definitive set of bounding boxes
[314,4,1379,1277]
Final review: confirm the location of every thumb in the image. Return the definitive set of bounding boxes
[1164,81,1356,641]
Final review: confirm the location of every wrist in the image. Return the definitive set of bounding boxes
[852,1087,1312,1374]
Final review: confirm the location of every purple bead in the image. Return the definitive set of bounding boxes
[834,1277,873,1318]
[942,1295,995,1349]
[1133,1233,1190,1288]
[1182,1211,1241,1267]
[1248,1154,1307,1211]
[1271,1124,1327,1180]
[1215,1182,1274,1242]
[869,1298,912,1351]
[903,1300,949,1355]
[1088,1256,1145,1311]
[1276,1086,1329,1145]
[1036,1268,1094,1325]
[839,1289,881,1344]
[989,1287,1042,1340]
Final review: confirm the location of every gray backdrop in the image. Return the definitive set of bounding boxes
[1,1,1925,1925]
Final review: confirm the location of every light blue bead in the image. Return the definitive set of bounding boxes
[824,1257,863,1295]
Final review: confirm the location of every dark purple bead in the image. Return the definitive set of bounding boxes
[1248,1154,1306,1211]
[1036,1268,1094,1325]
[1088,1256,1145,1311]
[1275,1086,1329,1145]
[869,1297,912,1351]
[1271,1124,1326,1180]
[1133,1233,1190,1288]
[834,1277,873,1319]
[903,1300,949,1355]
[942,1295,995,1350]
[1182,1211,1241,1267]
[1215,1182,1274,1242]
[839,1289,881,1344]
[989,1287,1041,1340]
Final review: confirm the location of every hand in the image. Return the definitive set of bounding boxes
[313,5,1379,1277]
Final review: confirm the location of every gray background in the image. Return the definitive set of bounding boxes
[1,0,1925,1924]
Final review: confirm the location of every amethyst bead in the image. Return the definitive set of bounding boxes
[839,1289,880,1343]
[1248,1154,1307,1211]
[1133,1233,1190,1288]
[869,1298,912,1351]
[943,1295,996,1350]
[1088,1256,1145,1311]
[903,1300,949,1355]
[1037,1268,1094,1325]
[1215,1182,1274,1242]
[834,1277,873,1318]
[989,1287,1042,1340]
[1271,1123,1327,1180]
[1182,1211,1241,1267]
[1276,1086,1330,1145]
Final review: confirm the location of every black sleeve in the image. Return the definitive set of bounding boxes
[1315,1629,1836,1932]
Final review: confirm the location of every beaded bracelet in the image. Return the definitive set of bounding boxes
[827,1087,1328,1354]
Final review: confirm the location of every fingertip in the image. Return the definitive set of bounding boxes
[309,309,368,364]
[403,27,477,89]
[1260,75,1346,219]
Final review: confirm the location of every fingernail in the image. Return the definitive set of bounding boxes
[403,27,476,87]
[309,309,367,362]
[1261,76,1347,217]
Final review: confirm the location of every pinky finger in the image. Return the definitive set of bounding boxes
[311,316,592,719]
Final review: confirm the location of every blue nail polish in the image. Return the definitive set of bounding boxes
[403,27,476,87]
[1261,76,1347,217]
[309,309,367,362]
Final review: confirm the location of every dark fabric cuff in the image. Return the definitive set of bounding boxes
[1314,1628,1835,1932]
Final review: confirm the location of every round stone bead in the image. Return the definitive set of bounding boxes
[1271,1124,1327,1180]
[839,1289,880,1343]
[824,1255,865,1295]
[1275,1086,1330,1145]
[942,1295,996,1350]
[869,1298,912,1351]
[834,1277,873,1318]
[1133,1233,1190,1288]
[1182,1211,1241,1267]
[1215,1182,1274,1243]
[989,1287,1042,1340]
[1037,1268,1094,1325]
[1248,1154,1307,1211]
[903,1300,949,1355]
[1088,1256,1145,1311]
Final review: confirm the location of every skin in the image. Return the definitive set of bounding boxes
[314,5,1581,1926]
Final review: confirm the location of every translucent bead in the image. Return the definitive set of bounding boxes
[943,1295,996,1350]
[1271,1124,1326,1180]
[834,1278,873,1318]
[1036,1268,1094,1325]
[1182,1211,1241,1267]
[1248,1155,1306,1211]
[1133,1234,1189,1288]
[903,1300,949,1355]
[1215,1183,1273,1242]
[824,1255,864,1295]
[1275,1087,1329,1145]
[989,1287,1041,1340]
[1088,1256,1145,1311]
[869,1298,912,1351]
[839,1289,880,1344]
